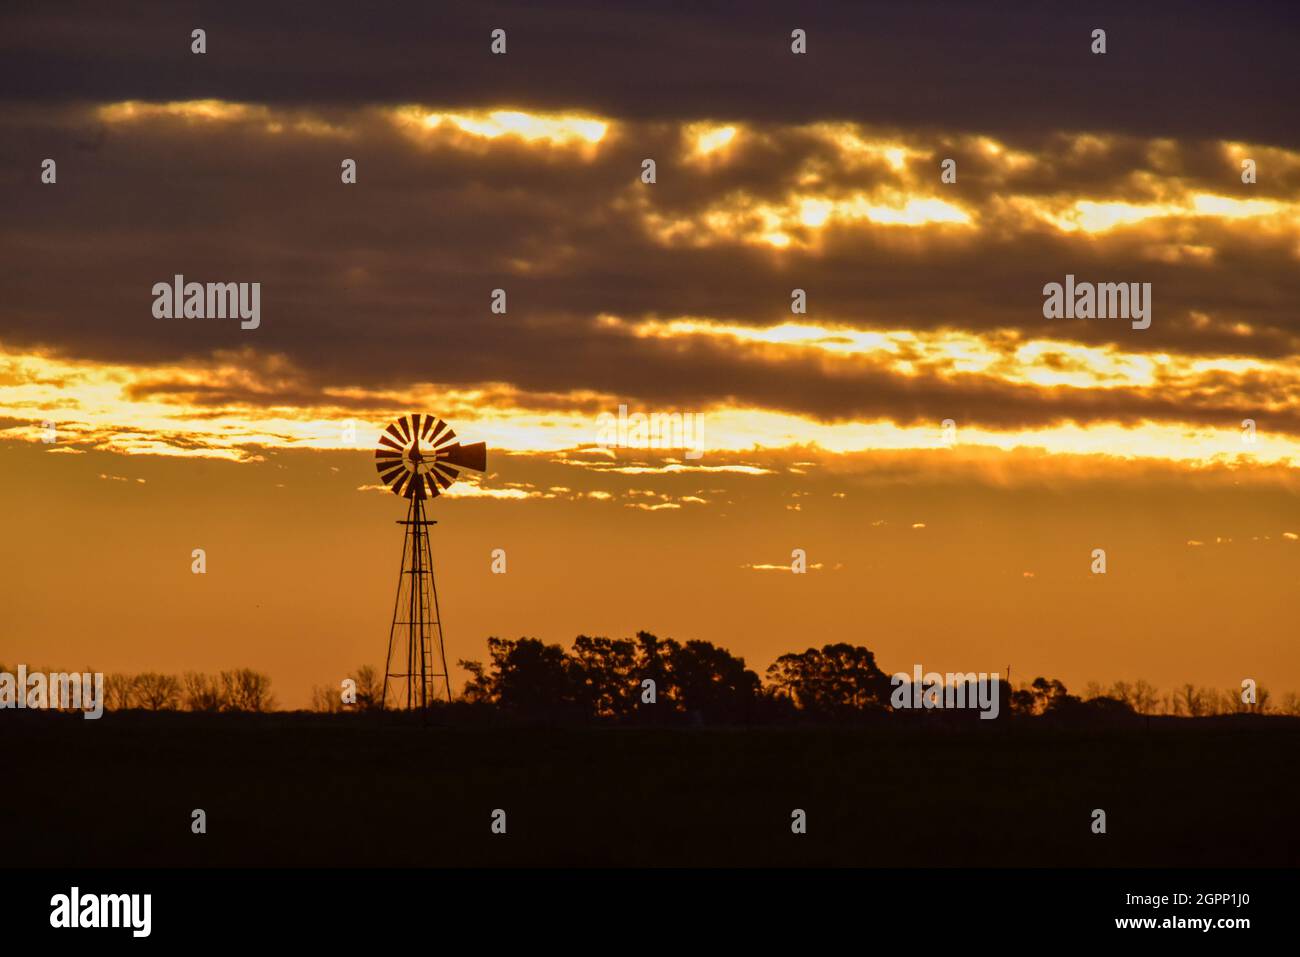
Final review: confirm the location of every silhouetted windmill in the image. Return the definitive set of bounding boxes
[374,414,486,710]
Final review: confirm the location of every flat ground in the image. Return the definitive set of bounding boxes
[7,713,1297,866]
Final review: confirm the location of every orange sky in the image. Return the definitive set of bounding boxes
[3,79,1299,705]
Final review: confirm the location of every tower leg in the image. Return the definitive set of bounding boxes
[379,496,415,711]
[426,526,452,703]
[381,496,454,710]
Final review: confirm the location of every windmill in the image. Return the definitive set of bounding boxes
[374,413,486,710]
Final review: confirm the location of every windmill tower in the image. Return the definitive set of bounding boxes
[374,413,487,710]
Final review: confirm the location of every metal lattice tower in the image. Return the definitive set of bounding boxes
[374,413,487,710]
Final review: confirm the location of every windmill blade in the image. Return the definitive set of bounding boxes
[431,464,459,489]
[422,414,451,445]
[382,423,405,448]
[427,418,454,447]
[374,445,406,495]
[374,414,486,498]
[441,441,486,472]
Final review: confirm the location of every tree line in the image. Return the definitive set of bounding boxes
[0,667,278,712]
[316,632,1295,723]
[12,632,1294,721]
[115,669,277,712]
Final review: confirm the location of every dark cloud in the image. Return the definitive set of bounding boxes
[4,1,1299,145]
[2,15,1299,437]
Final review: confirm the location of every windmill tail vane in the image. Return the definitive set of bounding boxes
[375,414,487,710]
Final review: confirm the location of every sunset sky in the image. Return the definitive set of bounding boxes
[2,2,1298,707]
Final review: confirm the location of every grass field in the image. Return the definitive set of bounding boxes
[8,713,1297,867]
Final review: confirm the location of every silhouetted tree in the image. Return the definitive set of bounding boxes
[105,672,140,710]
[569,635,637,717]
[1029,677,1081,715]
[311,684,344,713]
[1173,683,1205,717]
[219,669,275,712]
[134,672,181,710]
[1221,684,1270,714]
[666,639,761,724]
[1131,679,1159,715]
[1084,679,1156,716]
[766,643,891,718]
[458,658,491,703]
[460,637,579,719]
[182,671,223,712]
[1009,683,1037,716]
[351,665,381,710]
[633,631,679,718]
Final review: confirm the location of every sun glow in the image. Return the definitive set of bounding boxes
[3,341,1296,468]
[399,108,609,146]
[97,100,258,123]
[1043,194,1296,233]
[601,315,1298,399]
[687,123,739,159]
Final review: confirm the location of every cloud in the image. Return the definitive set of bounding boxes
[591,463,775,475]
[5,2,1298,147]
[4,22,1300,471]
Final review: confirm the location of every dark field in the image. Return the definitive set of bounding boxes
[8,713,1298,867]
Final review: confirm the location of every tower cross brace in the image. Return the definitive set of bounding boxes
[381,493,453,709]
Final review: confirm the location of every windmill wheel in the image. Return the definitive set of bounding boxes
[374,414,487,499]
